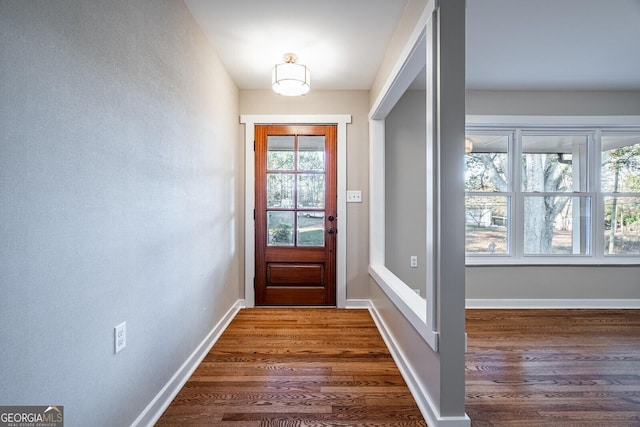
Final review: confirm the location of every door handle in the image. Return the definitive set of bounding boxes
[328,215,335,221]
[327,227,335,234]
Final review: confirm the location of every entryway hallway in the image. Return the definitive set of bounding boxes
[156,308,427,426]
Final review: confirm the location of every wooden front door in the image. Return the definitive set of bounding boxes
[255,125,337,306]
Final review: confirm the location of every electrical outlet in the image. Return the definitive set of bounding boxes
[410,255,418,268]
[114,322,126,354]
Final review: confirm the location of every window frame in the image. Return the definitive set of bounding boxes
[464,129,514,257]
[465,118,640,266]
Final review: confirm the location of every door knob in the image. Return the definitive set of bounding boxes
[327,227,335,234]
[328,215,335,221]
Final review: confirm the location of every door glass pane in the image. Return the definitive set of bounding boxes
[522,135,588,192]
[465,196,509,254]
[267,136,294,170]
[465,134,509,192]
[601,135,640,192]
[297,212,325,246]
[604,196,640,255]
[267,173,294,208]
[523,196,591,255]
[267,211,294,246]
[297,174,325,208]
[298,136,325,171]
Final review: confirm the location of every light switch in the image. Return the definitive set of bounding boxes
[346,190,362,203]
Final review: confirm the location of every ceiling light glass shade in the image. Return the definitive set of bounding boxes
[272,56,310,96]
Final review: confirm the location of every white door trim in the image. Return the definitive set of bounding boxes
[240,115,352,308]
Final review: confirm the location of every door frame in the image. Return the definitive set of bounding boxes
[240,115,351,308]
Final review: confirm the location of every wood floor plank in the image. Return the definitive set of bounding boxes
[156,308,427,426]
[466,309,640,427]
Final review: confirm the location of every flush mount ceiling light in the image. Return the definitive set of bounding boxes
[272,53,310,96]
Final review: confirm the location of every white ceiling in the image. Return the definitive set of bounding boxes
[185,0,640,92]
[466,0,640,91]
[184,0,407,91]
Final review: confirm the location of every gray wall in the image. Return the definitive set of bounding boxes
[466,266,640,300]
[467,90,640,116]
[466,89,640,302]
[385,90,427,295]
[0,1,241,426]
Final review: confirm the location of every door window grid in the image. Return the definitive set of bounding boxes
[266,135,326,247]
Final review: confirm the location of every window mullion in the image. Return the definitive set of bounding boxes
[512,128,523,258]
[574,133,592,255]
[589,130,600,260]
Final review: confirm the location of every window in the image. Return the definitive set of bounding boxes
[521,133,590,256]
[465,133,511,255]
[601,134,640,256]
[465,127,640,264]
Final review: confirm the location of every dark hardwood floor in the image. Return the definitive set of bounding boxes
[156,308,427,426]
[157,308,640,426]
[466,309,640,427]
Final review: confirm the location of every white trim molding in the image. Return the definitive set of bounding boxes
[344,299,372,309]
[368,2,438,351]
[239,115,352,308]
[369,3,433,120]
[369,265,438,351]
[132,300,243,427]
[467,299,640,309]
[465,117,640,266]
[466,115,640,127]
[368,304,470,427]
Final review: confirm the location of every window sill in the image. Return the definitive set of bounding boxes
[466,257,640,267]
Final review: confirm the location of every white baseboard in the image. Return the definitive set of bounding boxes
[345,299,371,309]
[368,303,470,427]
[131,300,243,427]
[466,298,640,309]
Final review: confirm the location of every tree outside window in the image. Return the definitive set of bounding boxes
[602,136,640,255]
[465,129,640,261]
